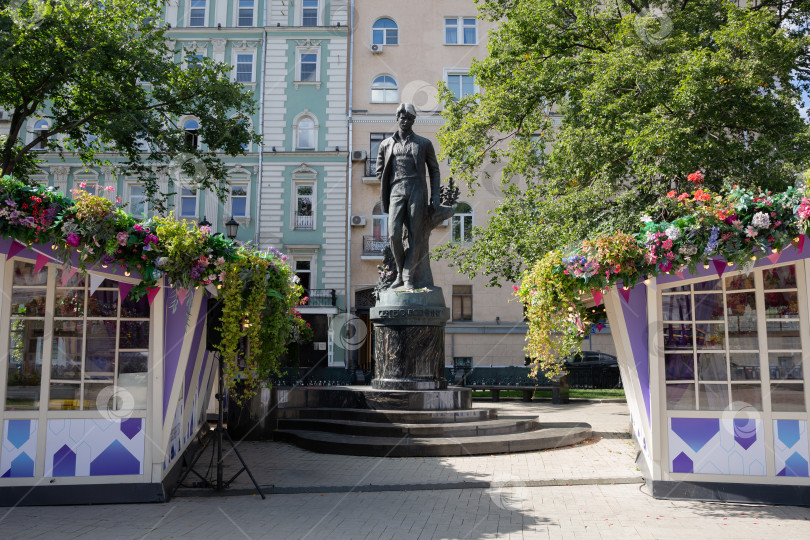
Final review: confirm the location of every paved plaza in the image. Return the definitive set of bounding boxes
[1,401,809,539]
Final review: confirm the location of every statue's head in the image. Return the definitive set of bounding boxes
[396,103,416,133]
[396,103,417,120]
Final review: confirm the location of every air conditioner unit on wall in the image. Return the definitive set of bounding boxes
[350,215,366,227]
[370,43,383,54]
[351,150,367,162]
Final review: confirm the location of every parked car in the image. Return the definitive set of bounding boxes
[564,351,622,389]
[564,351,618,367]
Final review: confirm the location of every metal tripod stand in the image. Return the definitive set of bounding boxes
[171,353,265,499]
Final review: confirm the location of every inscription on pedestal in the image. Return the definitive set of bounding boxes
[371,288,450,391]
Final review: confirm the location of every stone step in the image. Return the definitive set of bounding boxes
[274,423,592,457]
[276,417,541,438]
[277,407,497,424]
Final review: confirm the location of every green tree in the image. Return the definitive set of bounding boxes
[436,0,810,285]
[0,0,261,211]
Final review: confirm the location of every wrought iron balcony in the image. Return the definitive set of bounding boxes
[365,158,378,178]
[295,214,314,230]
[303,289,337,307]
[363,235,389,256]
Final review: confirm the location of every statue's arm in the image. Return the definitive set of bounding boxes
[377,140,387,210]
[425,141,441,205]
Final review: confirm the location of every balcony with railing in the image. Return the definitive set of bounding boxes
[362,235,389,258]
[295,214,314,230]
[362,158,379,183]
[303,289,337,307]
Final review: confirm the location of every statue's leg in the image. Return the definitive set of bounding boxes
[404,185,428,288]
[388,186,407,287]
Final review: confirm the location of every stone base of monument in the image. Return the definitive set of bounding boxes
[272,385,592,457]
[370,287,450,390]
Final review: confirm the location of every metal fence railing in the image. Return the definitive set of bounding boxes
[362,235,389,256]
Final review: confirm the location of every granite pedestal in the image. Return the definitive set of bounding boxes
[370,288,450,390]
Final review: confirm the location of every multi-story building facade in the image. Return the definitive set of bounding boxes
[1,1,352,368]
[347,0,533,375]
[258,1,350,367]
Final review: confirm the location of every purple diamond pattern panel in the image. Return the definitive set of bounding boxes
[774,420,809,478]
[45,419,144,477]
[1,420,38,478]
[52,444,76,477]
[672,452,693,474]
[669,418,765,476]
[733,418,758,451]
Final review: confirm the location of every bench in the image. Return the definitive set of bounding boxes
[464,384,569,405]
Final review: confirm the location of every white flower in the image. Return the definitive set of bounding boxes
[752,211,770,229]
[646,231,656,242]
[665,226,681,241]
[640,214,652,223]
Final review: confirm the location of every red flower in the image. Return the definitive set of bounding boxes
[687,170,704,185]
[677,193,690,202]
[667,190,677,198]
[693,189,711,202]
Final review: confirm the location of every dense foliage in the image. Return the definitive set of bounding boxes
[518,172,809,376]
[437,0,810,285]
[0,175,305,397]
[0,0,261,211]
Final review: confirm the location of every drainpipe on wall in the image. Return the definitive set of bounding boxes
[345,0,355,370]
[254,0,268,246]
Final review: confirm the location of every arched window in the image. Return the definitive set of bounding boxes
[451,202,473,243]
[183,119,200,149]
[372,18,398,45]
[371,75,398,103]
[297,117,315,150]
[372,202,388,239]
[33,119,50,150]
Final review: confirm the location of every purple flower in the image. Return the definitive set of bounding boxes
[101,253,115,266]
[65,233,81,247]
[190,265,204,280]
[116,231,129,246]
[144,234,159,245]
[5,199,16,207]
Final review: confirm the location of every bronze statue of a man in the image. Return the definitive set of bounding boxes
[377,103,442,289]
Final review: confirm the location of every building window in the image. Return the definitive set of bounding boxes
[189,0,206,26]
[236,53,254,82]
[295,260,312,291]
[451,202,473,243]
[295,185,314,230]
[230,185,247,218]
[372,18,398,45]
[446,72,475,99]
[297,117,315,149]
[452,285,473,321]
[445,17,477,45]
[302,0,318,26]
[33,119,49,150]
[371,75,398,103]
[6,260,149,412]
[238,0,255,27]
[299,52,318,82]
[372,202,388,239]
[369,133,392,174]
[188,53,205,69]
[662,264,805,412]
[179,187,197,218]
[183,118,200,149]
[129,184,148,218]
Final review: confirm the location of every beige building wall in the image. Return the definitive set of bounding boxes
[349,0,529,368]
